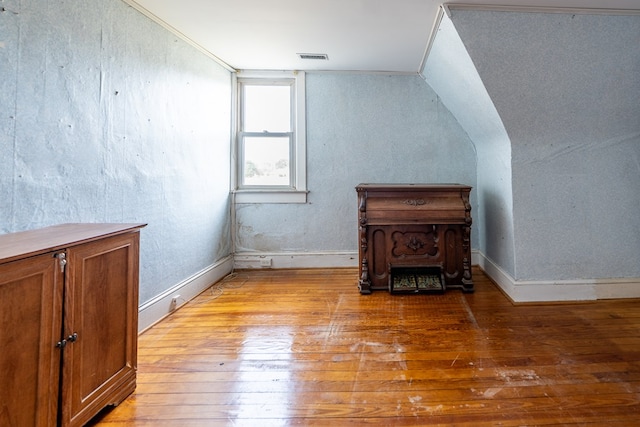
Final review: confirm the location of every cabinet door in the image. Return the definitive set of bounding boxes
[60,232,140,427]
[0,253,63,427]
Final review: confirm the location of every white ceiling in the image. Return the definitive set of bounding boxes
[124,0,640,73]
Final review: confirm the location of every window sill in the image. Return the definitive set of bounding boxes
[233,190,308,204]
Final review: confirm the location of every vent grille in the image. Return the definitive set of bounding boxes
[298,53,329,60]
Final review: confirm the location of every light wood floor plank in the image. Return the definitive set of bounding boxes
[89,267,640,426]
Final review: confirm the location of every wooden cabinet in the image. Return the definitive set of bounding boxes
[0,253,63,426]
[356,184,473,294]
[0,223,145,427]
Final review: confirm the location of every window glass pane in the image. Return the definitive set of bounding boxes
[243,136,290,186]
[243,85,291,132]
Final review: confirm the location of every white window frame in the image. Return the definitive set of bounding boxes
[232,70,307,204]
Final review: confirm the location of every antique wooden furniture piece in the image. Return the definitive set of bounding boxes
[0,223,145,427]
[356,184,473,294]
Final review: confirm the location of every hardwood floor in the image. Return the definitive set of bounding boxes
[90,267,640,426]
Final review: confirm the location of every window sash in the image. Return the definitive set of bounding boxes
[238,79,295,189]
[239,132,294,189]
[239,82,293,133]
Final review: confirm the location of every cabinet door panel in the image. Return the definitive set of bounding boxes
[371,228,387,279]
[0,254,63,427]
[444,227,461,281]
[61,233,139,427]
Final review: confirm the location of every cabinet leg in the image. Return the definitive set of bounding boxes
[358,281,372,294]
[358,257,372,294]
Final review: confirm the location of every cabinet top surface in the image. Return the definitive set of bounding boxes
[356,183,471,191]
[0,223,147,264]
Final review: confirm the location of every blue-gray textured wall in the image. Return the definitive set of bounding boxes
[234,73,478,253]
[450,10,640,281]
[0,0,232,304]
[423,12,515,278]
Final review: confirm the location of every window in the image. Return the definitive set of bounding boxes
[233,71,307,203]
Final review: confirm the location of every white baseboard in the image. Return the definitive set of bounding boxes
[471,250,481,267]
[137,255,234,333]
[234,251,359,269]
[234,250,483,271]
[476,252,640,303]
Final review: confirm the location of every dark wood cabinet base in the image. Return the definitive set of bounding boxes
[356,184,473,294]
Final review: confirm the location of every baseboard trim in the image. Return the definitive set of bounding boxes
[476,252,640,303]
[234,251,360,269]
[138,255,234,333]
[234,250,483,270]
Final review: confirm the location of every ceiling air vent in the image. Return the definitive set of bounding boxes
[298,53,329,60]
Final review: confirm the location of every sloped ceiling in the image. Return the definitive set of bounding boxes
[122,0,640,73]
[428,6,640,286]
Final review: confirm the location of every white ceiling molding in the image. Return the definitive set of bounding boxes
[444,3,640,16]
[120,0,236,71]
[419,6,446,79]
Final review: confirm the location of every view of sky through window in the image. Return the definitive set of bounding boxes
[243,85,291,132]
